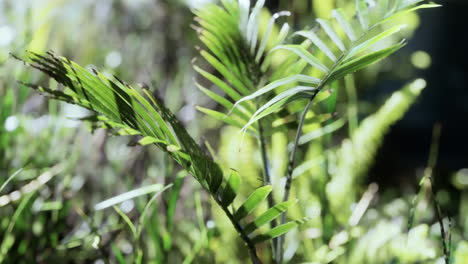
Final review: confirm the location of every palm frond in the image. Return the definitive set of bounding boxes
[230,1,438,129]
[16,51,302,258]
[194,0,437,141]
[194,0,293,133]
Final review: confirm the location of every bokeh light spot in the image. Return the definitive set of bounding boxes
[0,25,15,47]
[105,51,122,68]
[411,50,432,69]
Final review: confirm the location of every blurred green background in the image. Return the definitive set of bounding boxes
[1,0,467,263]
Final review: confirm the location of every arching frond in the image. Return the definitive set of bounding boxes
[194,0,293,132]
[194,0,437,140]
[16,51,302,261]
[227,0,438,130]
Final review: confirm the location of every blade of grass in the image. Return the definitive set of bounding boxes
[95,184,165,211]
[0,168,22,194]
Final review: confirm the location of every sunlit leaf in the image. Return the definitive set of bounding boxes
[272,45,329,73]
[317,18,346,52]
[234,185,272,221]
[243,200,297,234]
[251,218,309,244]
[332,9,357,41]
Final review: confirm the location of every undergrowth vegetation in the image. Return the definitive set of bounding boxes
[1,0,468,263]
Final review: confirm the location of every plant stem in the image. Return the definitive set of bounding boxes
[220,205,262,264]
[274,20,379,263]
[258,119,278,257]
[275,53,346,263]
[275,91,317,263]
[426,124,451,264]
[258,120,275,210]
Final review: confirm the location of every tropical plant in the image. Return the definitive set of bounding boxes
[13,0,443,263]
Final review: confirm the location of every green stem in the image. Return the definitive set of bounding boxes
[220,204,262,264]
[275,90,318,263]
[274,19,380,260]
[258,119,278,257]
[276,52,346,263]
[258,120,275,209]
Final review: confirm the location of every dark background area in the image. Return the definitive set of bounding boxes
[373,0,468,191]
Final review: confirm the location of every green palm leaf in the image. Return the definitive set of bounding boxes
[233,185,272,221]
[232,1,437,129]
[243,200,297,234]
[251,217,310,244]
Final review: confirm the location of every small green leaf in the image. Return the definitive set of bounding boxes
[272,45,329,73]
[194,65,243,101]
[255,11,291,63]
[271,113,334,132]
[167,173,186,234]
[242,86,317,131]
[0,168,22,194]
[261,23,291,72]
[233,74,320,109]
[356,0,370,30]
[200,50,252,95]
[113,205,137,238]
[137,184,174,238]
[321,83,338,117]
[332,9,357,41]
[197,83,251,121]
[378,3,441,26]
[330,42,405,81]
[196,106,255,132]
[317,19,345,51]
[294,30,337,62]
[234,185,272,221]
[246,0,265,53]
[95,184,165,211]
[345,24,405,61]
[243,200,297,234]
[137,137,168,146]
[111,243,128,264]
[251,218,309,244]
[219,169,241,207]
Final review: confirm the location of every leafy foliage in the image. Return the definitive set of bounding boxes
[15,50,300,262]
[7,0,459,263]
[194,0,438,133]
[192,0,440,262]
[327,79,427,224]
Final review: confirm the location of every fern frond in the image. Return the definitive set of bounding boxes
[326,79,427,224]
